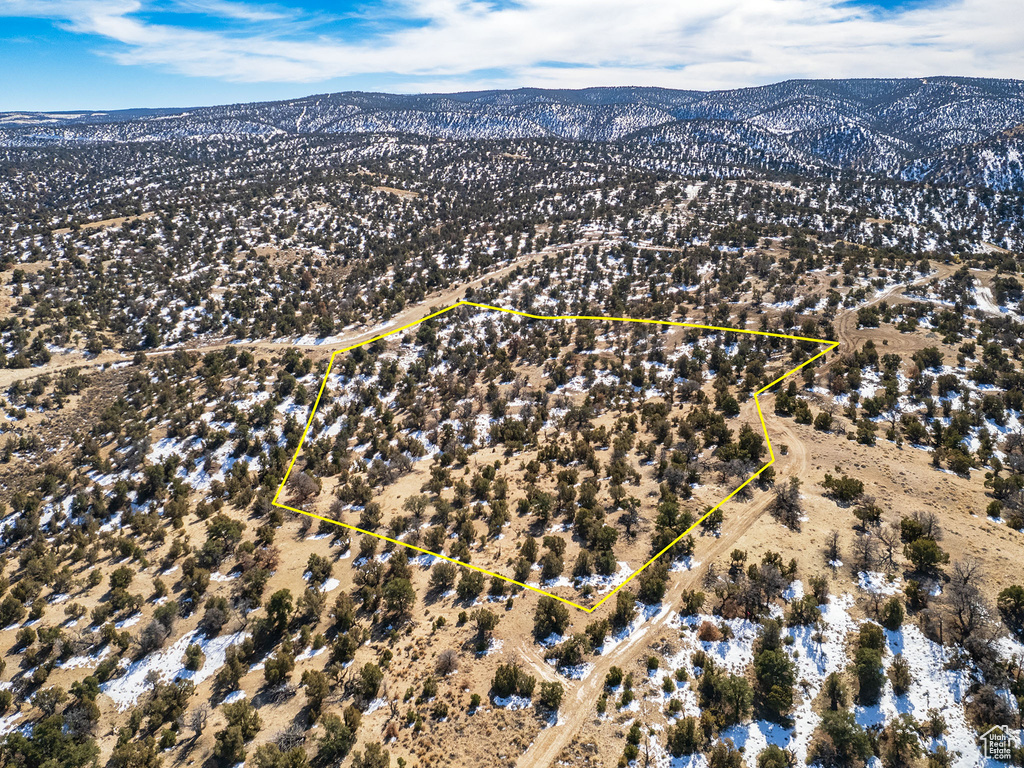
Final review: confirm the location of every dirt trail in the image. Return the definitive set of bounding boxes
[832,263,956,354]
[0,244,577,390]
[51,211,155,236]
[516,264,957,768]
[0,351,128,389]
[514,401,806,768]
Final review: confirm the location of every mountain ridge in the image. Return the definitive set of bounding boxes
[3,77,1024,189]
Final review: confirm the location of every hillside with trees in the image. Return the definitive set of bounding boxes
[0,95,1023,768]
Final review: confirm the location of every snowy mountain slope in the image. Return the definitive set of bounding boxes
[3,77,1024,187]
[787,123,914,173]
[623,119,826,176]
[903,125,1024,191]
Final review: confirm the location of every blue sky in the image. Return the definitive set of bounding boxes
[0,0,1019,111]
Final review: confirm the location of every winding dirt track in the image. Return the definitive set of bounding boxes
[514,266,962,768]
[831,263,956,355]
[514,409,807,768]
[0,244,568,390]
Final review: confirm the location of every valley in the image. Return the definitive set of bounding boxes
[0,79,1023,768]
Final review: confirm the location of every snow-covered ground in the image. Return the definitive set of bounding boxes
[0,712,23,737]
[858,571,903,595]
[650,591,1014,768]
[101,630,248,710]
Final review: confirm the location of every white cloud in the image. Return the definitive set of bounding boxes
[0,0,1021,89]
[168,1,292,23]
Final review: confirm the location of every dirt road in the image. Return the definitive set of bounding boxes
[513,264,954,768]
[0,242,579,390]
[832,263,956,355]
[514,406,807,768]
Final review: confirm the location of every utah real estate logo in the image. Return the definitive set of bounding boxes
[979,725,1020,761]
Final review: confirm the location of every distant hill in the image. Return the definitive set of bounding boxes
[3,77,1024,189]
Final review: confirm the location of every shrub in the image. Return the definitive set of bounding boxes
[252,744,309,768]
[809,575,830,604]
[14,627,35,651]
[317,712,357,763]
[823,672,847,710]
[435,649,459,676]
[539,681,564,710]
[754,646,796,721]
[584,618,609,648]
[879,597,904,630]
[351,743,389,768]
[757,744,796,768]
[697,621,723,642]
[183,643,205,672]
[808,710,872,768]
[889,654,912,696]
[215,646,247,692]
[263,643,295,686]
[708,739,744,768]
[32,686,67,716]
[455,570,485,601]
[605,667,623,689]
[0,595,25,627]
[199,596,230,636]
[679,590,705,616]
[222,699,261,740]
[357,663,383,700]
[533,596,569,639]
[545,634,591,669]
[265,589,293,633]
[382,578,416,615]
[539,551,563,582]
[109,737,160,768]
[213,700,261,766]
[786,595,821,626]
[305,553,332,585]
[637,561,669,603]
[301,669,329,721]
[696,664,751,731]
[997,585,1024,635]
[610,589,636,629]
[491,663,536,699]
[854,646,884,705]
[822,473,864,504]
[109,566,133,590]
[418,677,438,702]
[859,623,885,651]
[903,538,948,572]
[882,713,922,768]
[965,684,1014,730]
[666,716,701,757]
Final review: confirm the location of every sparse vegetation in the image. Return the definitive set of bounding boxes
[0,91,1019,768]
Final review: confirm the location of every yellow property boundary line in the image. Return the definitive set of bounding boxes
[272,301,838,613]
